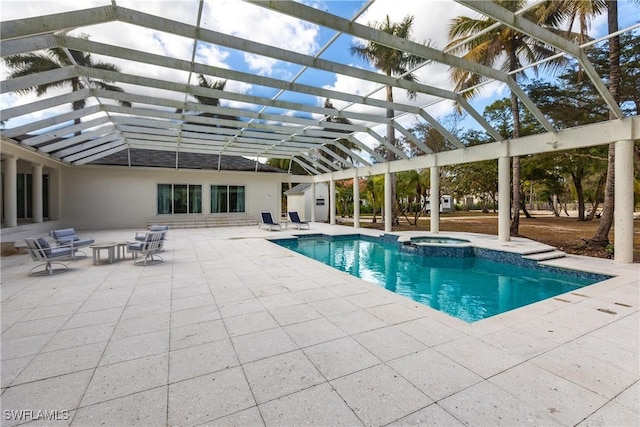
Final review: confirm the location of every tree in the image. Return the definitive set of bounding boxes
[350,15,424,226]
[589,1,621,246]
[4,38,130,135]
[446,0,567,236]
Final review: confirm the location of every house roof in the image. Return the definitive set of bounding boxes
[284,183,312,195]
[89,148,284,172]
[1,1,637,178]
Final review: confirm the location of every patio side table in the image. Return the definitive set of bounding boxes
[90,242,117,265]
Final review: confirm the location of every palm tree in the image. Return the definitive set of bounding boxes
[446,0,566,236]
[350,15,424,226]
[179,74,237,128]
[4,39,130,135]
[589,0,621,246]
[321,98,361,167]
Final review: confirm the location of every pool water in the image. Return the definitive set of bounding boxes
[274,236,602,322]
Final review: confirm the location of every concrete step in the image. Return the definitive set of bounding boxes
[522,250,567,261]
[147,215,257,229]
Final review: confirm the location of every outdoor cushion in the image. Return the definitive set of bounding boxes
[51,228,94,247]
[36,237,51,256]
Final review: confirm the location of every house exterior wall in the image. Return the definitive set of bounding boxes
[307,183,328,222]
[286,194,306,220]
[61,165,286,229]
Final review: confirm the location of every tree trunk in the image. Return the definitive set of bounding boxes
[571,173,586,221]
[589,0,619,246]
[508,41,521,237]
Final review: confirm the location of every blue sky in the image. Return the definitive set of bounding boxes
[1,0,638,146]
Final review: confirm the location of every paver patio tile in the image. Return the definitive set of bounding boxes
[207,407,264,427]
[169,339,239,383]
[170,294,216,312]
[435,335,526,378]
[267,303,322,326]
[243,350,325,404]
[259,383,363,426]
[223,310,278,337]
[439,380,562,426]
[330,364,430,426]
[353,326,425,361]
[1,333,54,360]
[218,298,265,318]
[302,337,380,380]
[21,302,83,322]
[310,297,358,317]
[231,327,298,364]
[120,300,171,320]
[577,399,639,427]
[168,366,255,426]
[62,308,124,330]
[170,305,221,328]
[81,353,168,406]
[111,312,170,340]
[388,403,465,426]
[72,386,167,426]
[613,381,639,411]
[490,362,609,426]
[388,348,483,401]
[396,316,465,347]
[366,302,426,325]
[170,319,227,351]
[13,341,106,384]
[532,342,638,399]
[99,329,169,366]
[328,309,388,335]
[1,355,33,388]
[2,315,70,340]
[283,317,347,348]
[0,370,93,427]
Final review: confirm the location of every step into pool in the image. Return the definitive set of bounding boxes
[272,234,611,322]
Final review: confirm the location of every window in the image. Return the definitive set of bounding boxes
[211,185,245,213]
[157,184,202,214]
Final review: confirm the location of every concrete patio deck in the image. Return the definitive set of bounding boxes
[1,224,638,426]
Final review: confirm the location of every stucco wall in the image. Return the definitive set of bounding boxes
[61,165,287,229]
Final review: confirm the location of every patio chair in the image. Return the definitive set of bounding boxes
[288,211,310,229]
[134,225,168,251]
[51,228,94,259]
[258,211,281,231]
[24,237,78,276]
[127,231,165,265]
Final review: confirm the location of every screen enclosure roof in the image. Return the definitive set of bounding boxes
[1,0,637,176]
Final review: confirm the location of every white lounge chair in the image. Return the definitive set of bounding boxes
[24,237,78,276]
[288,211,310,229]
[258,212,282,231]
[127,231,165,265]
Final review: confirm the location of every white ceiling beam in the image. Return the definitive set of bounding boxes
[2,105,101,139]
[392,121,433,155]
[38,126,117,153]
[73,144,128,165]
[21,116,111,146]
[0,88,90,121]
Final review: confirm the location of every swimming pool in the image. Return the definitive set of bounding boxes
[273,235,610,322]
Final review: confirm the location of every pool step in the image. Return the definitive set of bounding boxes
[522,249,567,261]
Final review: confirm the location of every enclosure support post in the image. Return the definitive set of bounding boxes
[384,171,392,232]
[498,156,511,242]
[353,170,360,229]
[614,139,634,263]
[430,166,440,233]
[329,178,336,225]
[310,182,316,222]
[32,163,43,223]
[3,156,17,228]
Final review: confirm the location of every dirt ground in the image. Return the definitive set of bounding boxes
[341,212,640,263]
